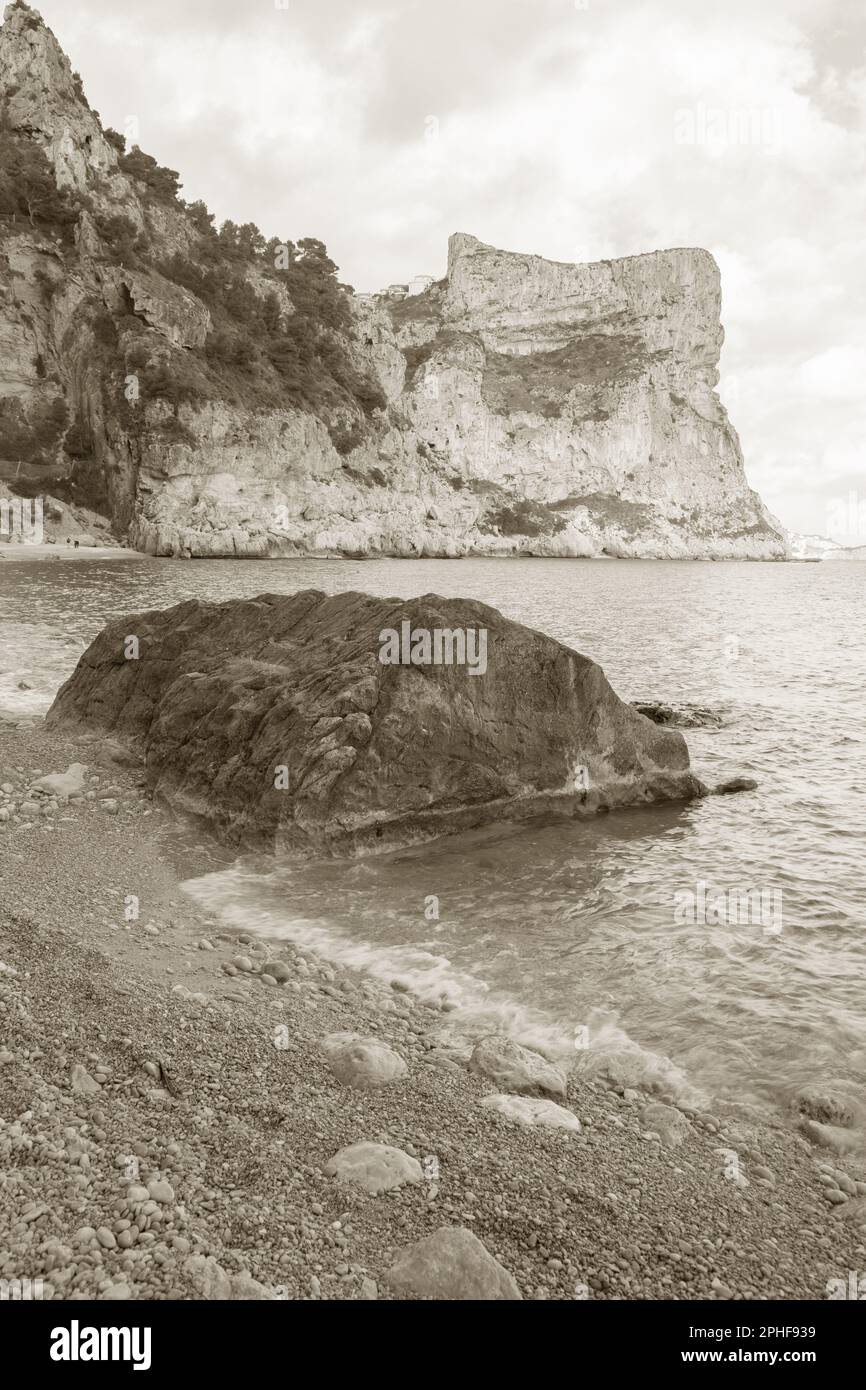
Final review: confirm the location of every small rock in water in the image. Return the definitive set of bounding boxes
[800,1119,862,1154]
[712,776,758,795]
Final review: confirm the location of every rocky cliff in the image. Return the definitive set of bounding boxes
[0,2,787,560]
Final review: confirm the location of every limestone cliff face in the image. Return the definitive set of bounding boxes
[0,3,787,560]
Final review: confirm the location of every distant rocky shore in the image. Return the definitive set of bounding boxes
[2,722,865,1300]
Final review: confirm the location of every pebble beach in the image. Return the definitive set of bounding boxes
[2,721,865,1301]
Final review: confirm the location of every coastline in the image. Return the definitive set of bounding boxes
[0,544,142,563]
[0,542,805,565]
[1,720,864,1301]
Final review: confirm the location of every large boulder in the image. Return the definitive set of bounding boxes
[47,590,707,855]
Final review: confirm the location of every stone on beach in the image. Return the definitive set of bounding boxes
[261,960,292,983]
[324,1142,423,1194]
[70,1063,100,1095]
[480,1094,582,1131]
[639,1102,693,1148]
[799,1118,862,1155]
[47,590,707,856]
[323,1033,407,1089]
[468,1034,567,1099]
[31,762,88,800]
[386,1226,522,1300]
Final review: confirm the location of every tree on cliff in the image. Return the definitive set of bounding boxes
[118,145,181,203]
[0,121,78,236]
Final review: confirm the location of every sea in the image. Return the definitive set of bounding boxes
[1,553,864,1120]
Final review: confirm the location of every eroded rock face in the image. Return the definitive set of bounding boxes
[0,6,787,561]
[101,267,211,349]
[47,590,708,855]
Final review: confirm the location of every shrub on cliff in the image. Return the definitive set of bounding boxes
[156,227,385,430]
[118,146,181,204]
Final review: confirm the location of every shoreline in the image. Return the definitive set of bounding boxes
[0,543,811,565]
[0,543,142,563]
[1,720,865,1301]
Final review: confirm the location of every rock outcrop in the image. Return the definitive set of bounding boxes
[0,4,787,560]
[47,590,707,855]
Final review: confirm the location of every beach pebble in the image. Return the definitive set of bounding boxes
[230,1271,273,1300]
[183,1255,232,1300]
[96,1226,117,1249]
[639,1103,692,1148]
[323,1033,407,1089]
[70,1063,100,1095]
[800,1119,861,1154]
[324,1142,423,1195]
[31,763,88,800]
[480,1094,581,1131]
[261,960,291,983]
[101,1283,131,1300]
[147,1179,175,1205]
[231,955,254,973]
[386,1226,522,1301]
[468,1034,567,1099]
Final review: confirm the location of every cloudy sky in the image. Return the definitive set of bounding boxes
[32,0,866,540]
